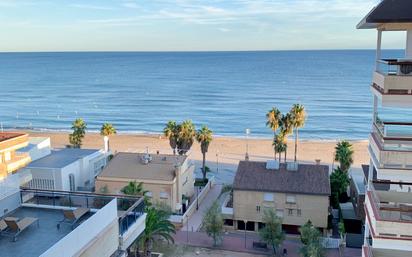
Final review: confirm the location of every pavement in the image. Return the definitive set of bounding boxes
[181,183,223,232]
[174,231,362,257]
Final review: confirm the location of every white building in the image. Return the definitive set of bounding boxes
[22,148,109,191]
[358,1,412,256]
[0,173,146,257]
[17,137,51,162]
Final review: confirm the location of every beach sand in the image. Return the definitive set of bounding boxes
[27,131,369,183]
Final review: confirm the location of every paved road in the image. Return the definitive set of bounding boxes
[180,183,223,232]
[174,231,362,257]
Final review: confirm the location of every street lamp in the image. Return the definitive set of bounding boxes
[196,186,199,210]
[244,220,247,248]
[216,150,219,173]
[245,129,250,161]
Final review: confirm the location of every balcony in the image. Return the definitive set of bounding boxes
[369,122,412,176]
[0,188,145,257]
[365,186,412,239]
[372,59,412,107]
[4,152,31,173]
[362,243,411,257]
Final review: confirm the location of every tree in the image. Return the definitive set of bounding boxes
[203,201,224,246]
[140,207,176,257]
[290,104,306,163]
[69,118,87,148]
[196,125,213,181]
[100,123,116,150]
[334,140,354,172]
[330,167,350,208]
[273,133,287,163]
[177,120,196,155]
[266,108,282,158]
[299,220,324,257]
[258,209,285,255]
[280,113,293,162]
[163,121,178,155]
[121,181,145,196]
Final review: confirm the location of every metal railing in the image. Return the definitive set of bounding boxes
[376,59,412,76]
[118,198,145,235]
[373,121,412,151]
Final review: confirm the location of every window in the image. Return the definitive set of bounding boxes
[297,209,302,217]
[263,193,274,202]
[276,209,284,218]
[224,219,234,226]
[256,206,261,213]
[160,192,169,199]
[145,191,153,198]
[286,194,296,204]
[288,209,293,216]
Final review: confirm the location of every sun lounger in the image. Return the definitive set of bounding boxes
[57,208,89,230]
[4,217,39,241]
[0,219,7,235]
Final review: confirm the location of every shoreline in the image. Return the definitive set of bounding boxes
[13,128,370,143]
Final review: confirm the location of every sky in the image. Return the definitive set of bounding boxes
[0,0,406,52]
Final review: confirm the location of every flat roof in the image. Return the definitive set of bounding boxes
[0,132,26,142]
[0,207,93,257]
[97,152,187,181]
[233,161,331,196]
[26,148,100,169]
[350,168,366,195]
[357,0,412,29]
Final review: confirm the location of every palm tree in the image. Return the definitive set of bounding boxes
[177,120,196,155]
[121,181,145,196]
[334,140,354,172]
[266,108,282,158]
[140,207,176,257]
[273,133,287,163]
[290,104,306,163]
[163,121,178,154]
[280,113,293,162]
[195,125,213,181]
[69,118,87,148]
[100,123,116,151]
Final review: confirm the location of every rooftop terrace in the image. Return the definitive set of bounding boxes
[0,132,26,143]
[0,207,93,257]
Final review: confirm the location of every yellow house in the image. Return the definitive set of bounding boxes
[225,161,330,234]
[95,152,195,213]
[0,132,31,179]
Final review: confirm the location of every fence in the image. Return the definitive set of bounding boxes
[320,237,341,249]
[169,176,215,225]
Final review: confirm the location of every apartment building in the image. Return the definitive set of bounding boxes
[0,132,31,179]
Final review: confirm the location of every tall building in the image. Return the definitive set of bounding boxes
[0,132,31,179]
[357,1,412,256]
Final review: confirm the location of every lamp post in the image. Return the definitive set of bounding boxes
[186,215,189,243]
[245,129,250,161]
[216,150,219,173]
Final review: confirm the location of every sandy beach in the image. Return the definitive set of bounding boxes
[26,131,369,183]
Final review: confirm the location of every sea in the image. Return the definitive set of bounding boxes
[0,50,409,140]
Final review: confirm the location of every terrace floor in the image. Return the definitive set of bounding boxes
[0,207,93,257]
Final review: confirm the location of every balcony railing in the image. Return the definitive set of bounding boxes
[19,188,145,235]
[373,121,412,151]
[377,59,412,76]
[368,184,412,224]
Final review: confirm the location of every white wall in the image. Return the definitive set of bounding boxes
[40,199,119,257]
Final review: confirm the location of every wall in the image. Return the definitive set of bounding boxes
[40,199,119,257]
[233,190,329,229]
[0,191,21,217]
[95,179,176,210]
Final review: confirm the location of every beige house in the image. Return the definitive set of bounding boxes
[224,161,330,234]
[0,132,31,179]
[95,152,195,213]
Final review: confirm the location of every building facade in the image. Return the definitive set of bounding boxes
[22,148,109,191]
[0,132,31,179]
[95,152,195,213]
[224,161,330,234]
[358,1,412,256]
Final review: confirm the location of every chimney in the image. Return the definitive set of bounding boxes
[315,159,321,165]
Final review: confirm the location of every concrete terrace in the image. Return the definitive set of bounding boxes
[0,207,93,257]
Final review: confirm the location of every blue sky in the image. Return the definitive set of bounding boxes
[0,0,405,51]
